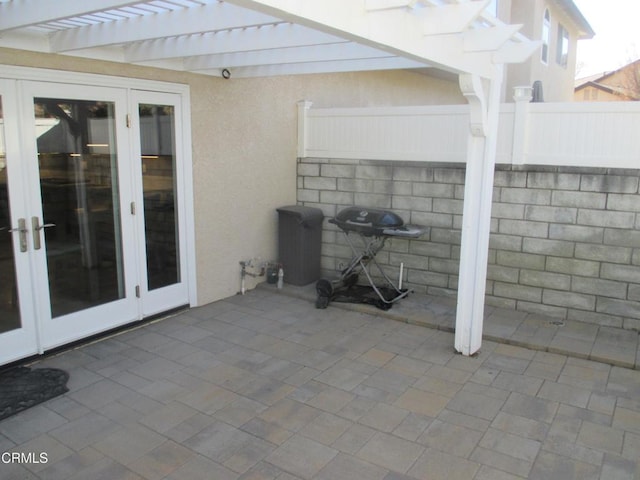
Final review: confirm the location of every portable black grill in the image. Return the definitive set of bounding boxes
[316,206,426,310]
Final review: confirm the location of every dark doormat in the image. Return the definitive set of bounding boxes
[0,367,69,421]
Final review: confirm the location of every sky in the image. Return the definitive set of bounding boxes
[573,0,640,78]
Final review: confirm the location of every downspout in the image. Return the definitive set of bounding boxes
[455,64,504,356]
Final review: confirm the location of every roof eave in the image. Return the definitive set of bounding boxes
[551,0,595,39]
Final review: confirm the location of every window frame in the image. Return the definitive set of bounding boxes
[556,23,570,68]
[541,9,550,64]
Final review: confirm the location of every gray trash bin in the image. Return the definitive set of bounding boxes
[276,205,324,286]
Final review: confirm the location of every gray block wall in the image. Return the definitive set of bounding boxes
[298,158,640,330]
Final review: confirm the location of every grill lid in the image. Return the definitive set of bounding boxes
[330,207,404,234]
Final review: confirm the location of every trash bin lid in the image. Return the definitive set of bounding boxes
[276,205,324,227]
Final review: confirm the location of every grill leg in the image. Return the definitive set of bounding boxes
[316,230,411,310]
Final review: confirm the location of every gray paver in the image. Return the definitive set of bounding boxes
[600,454,638,480]
[529,451,600,480]
[446,389,505,421]
[577,421,624,455]
[3,287,640,480]
[502,392,559,424]
[358,403,408,433]
[470,445,533,477]
[417,419,483,457]
[537,380,592,408]
[265,435,337,479]
[408,448,480,479]
[92,424,166,465]
[356,431,424,473]
[314,453,388,480]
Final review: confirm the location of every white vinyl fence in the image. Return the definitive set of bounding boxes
[298,100,640,169]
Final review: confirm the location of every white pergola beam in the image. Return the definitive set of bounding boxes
[125,23,345,63]
[224,0,497,78]
[185,42,387,71]
[0,0,141,31]
[49,2,281,52]
[199,56,427,78]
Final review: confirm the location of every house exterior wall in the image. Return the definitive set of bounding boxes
[574,86,621,102]
[502,0,583,102]
[574,61,640,101]
[299,158,640,330]
[596,65,640,96]
[0,47,463,306]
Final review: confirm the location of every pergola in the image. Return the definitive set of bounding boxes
[0,0,539,356]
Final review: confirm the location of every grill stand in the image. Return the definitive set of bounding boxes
[316,231,410,310]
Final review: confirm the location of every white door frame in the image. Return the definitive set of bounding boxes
[19,80,139,350]
[0,78,40,363]
[0,65,197,363]
[129,89,192,317]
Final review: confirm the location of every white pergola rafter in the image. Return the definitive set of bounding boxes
[196,55,427,78]
[0,0,141,31]
[124,24,347,63]
[48,2,282,52]
[184,42,393,71]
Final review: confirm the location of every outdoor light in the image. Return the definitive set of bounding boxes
[513,86,533,102]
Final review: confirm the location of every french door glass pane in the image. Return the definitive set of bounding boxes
[139,104,180,290]
[35,98,124,317]
[0,97,21,332]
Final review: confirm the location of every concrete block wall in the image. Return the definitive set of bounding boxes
[298,158,640,330]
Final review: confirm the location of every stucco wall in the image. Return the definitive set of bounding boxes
[0,47,463,305]
[504,0,581,102]
[298,158,640,330]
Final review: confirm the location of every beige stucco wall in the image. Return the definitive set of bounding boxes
[0,47,464,306]
[503,0,581,102]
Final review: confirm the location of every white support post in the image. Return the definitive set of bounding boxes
[297,100,313,158]
[455,65,504,356]
[511,85,533,164]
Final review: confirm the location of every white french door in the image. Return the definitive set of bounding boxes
[0,78,40,363]
[131,91,190,317]
[0,77,193,365]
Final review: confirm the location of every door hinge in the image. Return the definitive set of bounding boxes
[126,114,131,128]
[135,285,140,298]
[130,201,136,215]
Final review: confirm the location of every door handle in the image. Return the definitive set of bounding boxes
[8,218,28,252]
[32,217,56,250]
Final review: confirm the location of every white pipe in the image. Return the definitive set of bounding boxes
[399,262,404,290]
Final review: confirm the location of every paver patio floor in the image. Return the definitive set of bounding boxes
[1,287,639,479]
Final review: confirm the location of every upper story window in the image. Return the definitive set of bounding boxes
[556,24,569,67]
[541,9,550,64]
